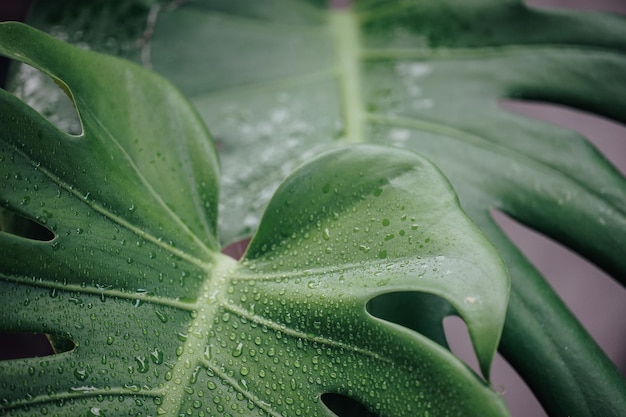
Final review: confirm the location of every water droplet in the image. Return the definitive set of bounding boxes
[191,365,201,384]
[232,342,243,358]
[155,310,168,323]
[135,356,149,373]
[89,407,105,417]
[74,368,89,381]
[307,281,320,289]
[150,348,163,364]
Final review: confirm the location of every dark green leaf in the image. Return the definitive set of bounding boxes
[0,23,510,416]
[9,1,626,415]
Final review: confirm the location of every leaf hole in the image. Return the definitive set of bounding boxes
[3,61,83,136]
[491,209,626,372]
[320,393,379,417]
[366,291,456,350]
[442,315,481,375]
[0,333,59,360]
[0,207,55,241]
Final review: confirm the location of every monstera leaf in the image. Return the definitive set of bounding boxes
[6,1,626,416]
[0,23,512,416]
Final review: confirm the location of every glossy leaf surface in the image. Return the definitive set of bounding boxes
[0,23,510,416]
[144,3,626,417]
[9,1,626,415]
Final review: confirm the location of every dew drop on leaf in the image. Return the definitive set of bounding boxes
[232,342,243,358]
[150,348,163,364]
[73,368,89,381]
[155,310,168,323]
[135,356,149,373]
[89,407,105,417]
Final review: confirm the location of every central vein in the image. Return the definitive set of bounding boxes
[330,9,364,143]
[159,254,238,416]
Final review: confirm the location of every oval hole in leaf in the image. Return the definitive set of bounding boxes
[366,291,455,349]
[320,393,379,417]
[0,207,55,241]
[4,61,82,136]
[0,333,55,360]
[443,316,481,375]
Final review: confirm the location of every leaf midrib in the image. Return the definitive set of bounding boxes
[158,254,237,416]
[330,9,364,144]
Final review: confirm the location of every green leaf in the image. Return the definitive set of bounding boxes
[9,1,626,415]
[140,3,626,416]
[0,23,510,416]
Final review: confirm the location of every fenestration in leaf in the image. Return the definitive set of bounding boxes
[0,23,511,416]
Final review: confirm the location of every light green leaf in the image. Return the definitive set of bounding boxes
[0,23,510,416]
